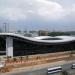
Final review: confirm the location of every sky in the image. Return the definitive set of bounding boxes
[0,0,75,31]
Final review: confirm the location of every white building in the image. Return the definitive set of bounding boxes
[0,33,75,57]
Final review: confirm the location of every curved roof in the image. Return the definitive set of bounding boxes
[0,33,75,45]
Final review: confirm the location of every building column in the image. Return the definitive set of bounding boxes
[6,37,13,57]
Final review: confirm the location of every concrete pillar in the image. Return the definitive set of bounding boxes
[6,37,13,57]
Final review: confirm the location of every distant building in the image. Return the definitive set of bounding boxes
[0,33,75,57]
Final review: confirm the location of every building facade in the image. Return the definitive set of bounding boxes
[0,33,75,57]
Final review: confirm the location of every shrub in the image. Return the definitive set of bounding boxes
[61,70,69,75]
[13,58,17,62]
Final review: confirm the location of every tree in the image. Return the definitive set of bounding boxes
[61,70,69,75]
[23,30,27,34]
[48,31,70,36]
[24,33,32,37]
[17,30,22,34]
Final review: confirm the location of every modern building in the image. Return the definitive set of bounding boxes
[0,33,75,57]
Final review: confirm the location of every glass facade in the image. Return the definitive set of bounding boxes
[0,37,6,55]
[0,37,75,56]
[13,39,75,56]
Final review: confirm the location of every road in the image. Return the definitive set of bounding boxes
[1,61,75,75]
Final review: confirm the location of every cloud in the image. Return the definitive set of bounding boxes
[63,4,75,21]
[0,8,26,20]
[71,4,75,13]
[36,0,65,20]
[0,0,65,21]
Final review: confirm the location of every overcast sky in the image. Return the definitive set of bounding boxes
[0,0,75,31]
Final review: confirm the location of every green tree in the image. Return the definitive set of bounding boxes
[48,32,70,36]
[17,30,22,34]
[61,71,69,75]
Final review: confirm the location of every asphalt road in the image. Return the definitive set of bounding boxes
[1,61,75,75]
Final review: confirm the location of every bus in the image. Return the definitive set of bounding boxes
[47,66,62,74]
